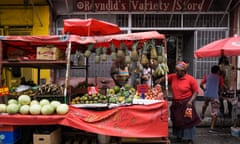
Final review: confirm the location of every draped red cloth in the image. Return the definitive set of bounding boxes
[0,102,168,138]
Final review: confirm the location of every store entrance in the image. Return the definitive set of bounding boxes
[165,34,183,74]
[162,30,195,75]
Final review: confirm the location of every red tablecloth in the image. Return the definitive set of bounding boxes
[0,102,168,138]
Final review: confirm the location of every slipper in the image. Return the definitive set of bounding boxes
[208,129,218,133]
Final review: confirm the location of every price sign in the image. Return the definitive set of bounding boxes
[137,84,148,94]
[0,86,9,96]
[88,86,99,95]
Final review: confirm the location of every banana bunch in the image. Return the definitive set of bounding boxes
[153,62,169,77]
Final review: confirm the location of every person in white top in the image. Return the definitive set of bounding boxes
[140,63,152,87]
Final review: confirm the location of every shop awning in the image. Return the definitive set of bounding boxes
[0,31,166,52]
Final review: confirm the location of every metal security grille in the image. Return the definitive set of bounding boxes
[194,30,228,79]
[130,13,228,28]
[58,54,112,78]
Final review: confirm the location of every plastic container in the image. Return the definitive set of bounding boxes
[230,127,240,137]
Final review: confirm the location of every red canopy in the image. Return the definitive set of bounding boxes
[0,31,166,52]
[194,36,240,58]
[63,18,121,36]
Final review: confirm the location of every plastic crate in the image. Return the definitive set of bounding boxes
[0,126,22,144]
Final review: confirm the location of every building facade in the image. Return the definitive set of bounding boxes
[49,0,240,80]
[0,0,239,87]
[0,0,51,87]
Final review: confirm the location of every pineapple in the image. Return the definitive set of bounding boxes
[131,40,139,62]
[95,48,101,64]
[110,43,117,61]
[101,47,107,61]
[84,43,94,58]
[117,43,125,58]
[149,39,158,59]
[125,46,131,64]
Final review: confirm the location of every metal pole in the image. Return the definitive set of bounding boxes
[64,41,72,103]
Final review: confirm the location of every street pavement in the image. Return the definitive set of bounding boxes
[122,99,240,144]
[168,99,240,144]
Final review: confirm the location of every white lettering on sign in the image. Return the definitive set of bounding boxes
[76,0,207,11]
[175,0,205,11]
[94,0,126,11]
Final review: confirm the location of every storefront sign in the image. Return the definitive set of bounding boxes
[75,0,210,12]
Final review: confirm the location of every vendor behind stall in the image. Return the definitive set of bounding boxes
[140,63,152,87]
[110,56,130,87]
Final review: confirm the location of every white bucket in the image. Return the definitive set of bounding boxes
[97,134,111,144]
[230,127,240,137]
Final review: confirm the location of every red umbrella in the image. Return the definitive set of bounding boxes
[194,36,240,58]
[63,18,121,36]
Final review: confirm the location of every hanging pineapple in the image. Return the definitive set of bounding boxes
[125,45,131,64]
[75,50,84,66]
[117,42,125,58]
[110,43,117,61]
[95,48,101,64]
[84,43,94,58]
[156,44,164,63]
[149,39,158,60]
[101,47,108,61]
[142,41,149,55]
[141,41,149,65]
[131,40,139,62]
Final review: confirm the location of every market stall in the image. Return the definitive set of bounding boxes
[0,102,168,138]
[0,31,169,143]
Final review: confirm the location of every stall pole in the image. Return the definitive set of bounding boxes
[164,53,168,99]
[64,41,72,104]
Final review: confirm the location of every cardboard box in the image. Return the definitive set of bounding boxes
[0,126,22,144]
[33,127,61,144]
[36,46,64,60]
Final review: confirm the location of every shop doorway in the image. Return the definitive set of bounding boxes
[165,34,183,74]
[163,31,195,75]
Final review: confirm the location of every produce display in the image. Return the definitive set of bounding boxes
[0,95,69,115]
[1,34,168,110]
[9,83,64,97]
[70,83,165,107]
[70,84,135,105]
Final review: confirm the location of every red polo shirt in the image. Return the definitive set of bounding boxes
[168,73,199,100]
